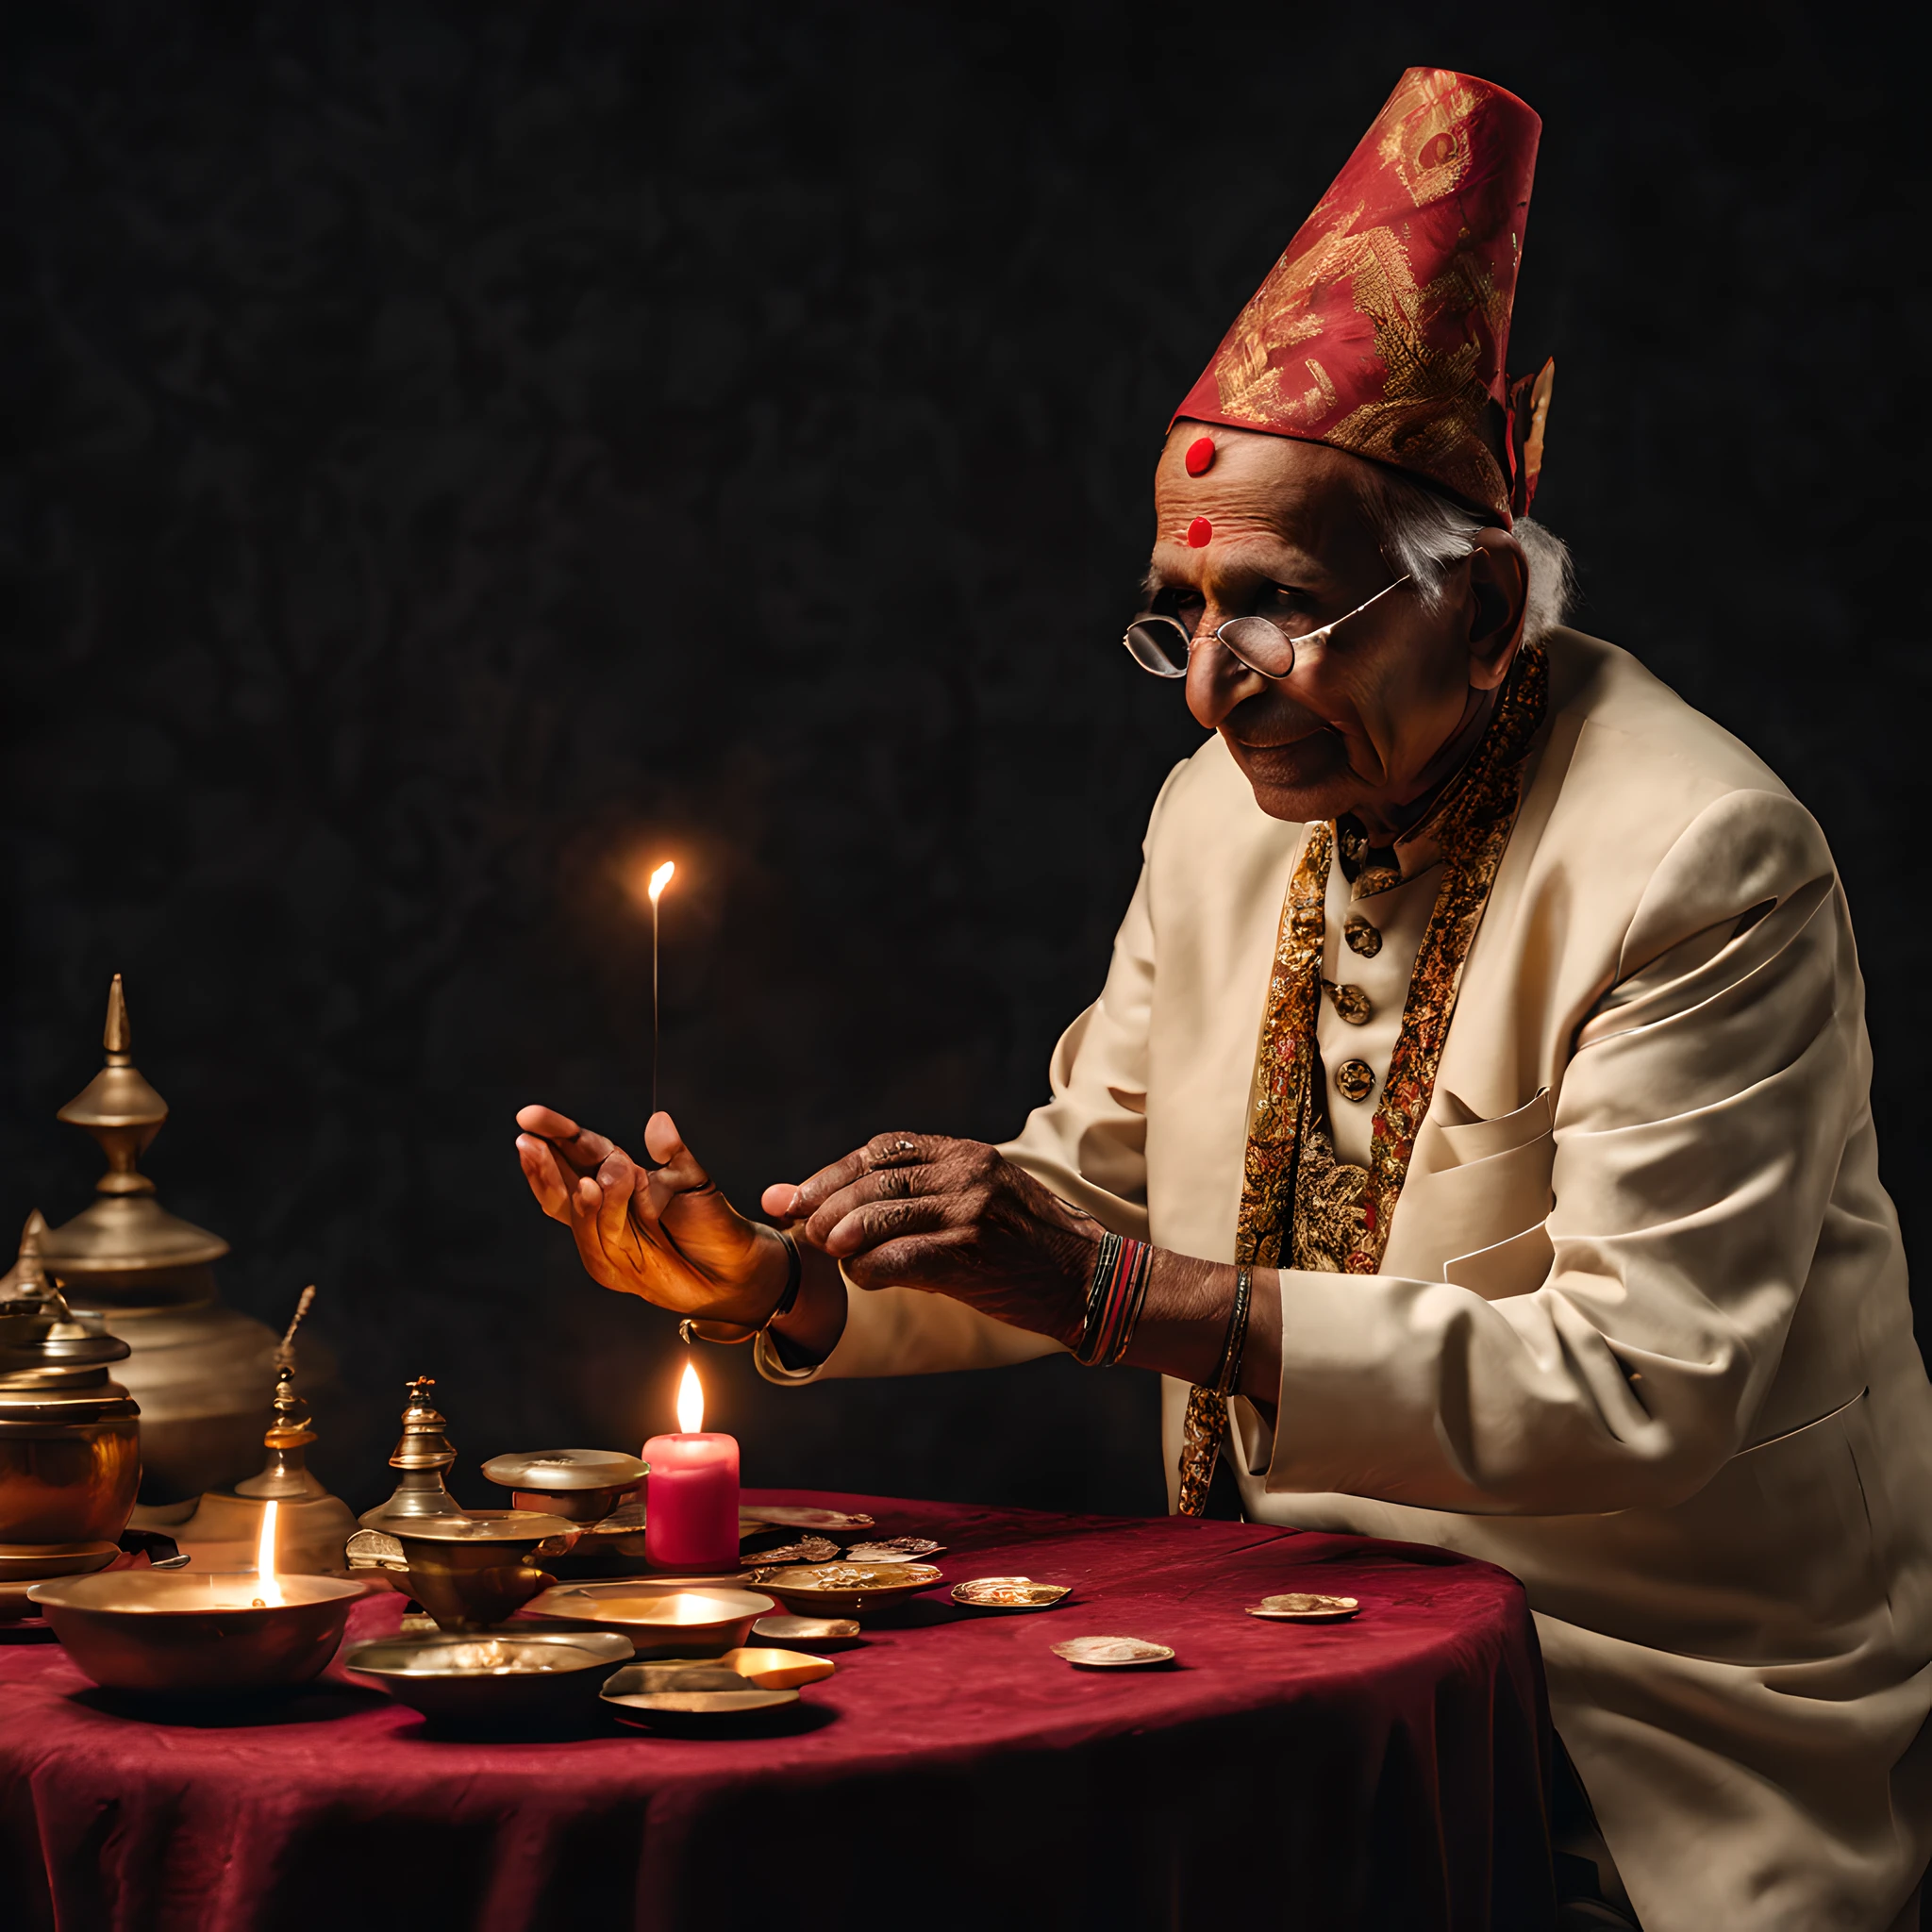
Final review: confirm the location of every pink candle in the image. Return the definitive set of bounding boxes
[643,1363,740,1569]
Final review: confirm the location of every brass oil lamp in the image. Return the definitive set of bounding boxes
[38,974,291,1507]
[170,1291,358,1575]
[0,1209,142,1591]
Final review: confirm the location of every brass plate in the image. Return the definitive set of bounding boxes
[479,1449,648,1491]
[738,1535,840,1566]
[525,1580,774,1652]
[1246,1592,1360,1622]
[950,1576,1070,1612]
[381,1511,577,1543]
[752,1612,861,1646]
[0,1542,119,1582]
[750,1562,942,1618]
[601,1661,800,1721]
[647,1646,834,1689]
[738,1506,874,1533]
[1051,1635,1175,1669]
[845,1539,945,1563]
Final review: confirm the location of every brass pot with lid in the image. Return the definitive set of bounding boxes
[38,974,295,1506]
[0,1209,141,1549]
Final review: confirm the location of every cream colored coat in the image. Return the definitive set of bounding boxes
[760,631,1932,1931]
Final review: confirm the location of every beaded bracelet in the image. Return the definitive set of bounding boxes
[1074,1229,1153,1368]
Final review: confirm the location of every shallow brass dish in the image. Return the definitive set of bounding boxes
[717,1645,834,1688]
[749,1561,942,1619]
[950,1576,1071,1612]
[752,1612,862,1647]
[27,1570,365,1694]
[342,1627,634,1724]
[1051,1635,1175,1669]
[523,1581,774,1657]
[601,1659,799,1723]
[1246,1591,1360,1623]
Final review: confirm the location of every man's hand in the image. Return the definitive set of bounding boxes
[515,1107,790,1327]
[764,1134,1097,1347]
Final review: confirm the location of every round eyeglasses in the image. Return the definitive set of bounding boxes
[1122,572,1417,681]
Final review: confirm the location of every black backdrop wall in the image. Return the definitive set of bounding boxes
[3,1,1924,1518]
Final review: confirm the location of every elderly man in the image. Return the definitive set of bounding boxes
[517,69,1932,1932]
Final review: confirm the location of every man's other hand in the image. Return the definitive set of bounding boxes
[763,1134,1097,1347]
[515,1106,790,1326]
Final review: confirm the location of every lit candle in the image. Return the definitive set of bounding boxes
[254,1499,283,1607]
[645,860,675,1148]
[643,1362,740,1570]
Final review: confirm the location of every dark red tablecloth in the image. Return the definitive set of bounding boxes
[0,1491,1556,1930]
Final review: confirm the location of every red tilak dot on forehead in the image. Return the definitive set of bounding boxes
[1187,516,1212,548]
[1185,436,1216,476]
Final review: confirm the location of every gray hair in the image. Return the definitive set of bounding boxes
[1355,464,1575,646]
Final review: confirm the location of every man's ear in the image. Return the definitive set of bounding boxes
[1465,528,1529,691]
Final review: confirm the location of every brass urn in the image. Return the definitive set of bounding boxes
[0,1210,142,1548]
[38,975,284,1506]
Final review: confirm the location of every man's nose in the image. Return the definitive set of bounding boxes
[1185,627,1272,729]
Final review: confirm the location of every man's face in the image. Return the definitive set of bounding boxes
[1145,425,1516,825]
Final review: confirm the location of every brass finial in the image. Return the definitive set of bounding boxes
[358,1375,462,1526]
[40,976,230,1279]
[103,973,131,1057]
[0,1210,66,1310]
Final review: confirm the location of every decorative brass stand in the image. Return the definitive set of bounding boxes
[359,1377,464,1528]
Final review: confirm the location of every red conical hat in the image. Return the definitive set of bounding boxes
[1173,68,1546,524]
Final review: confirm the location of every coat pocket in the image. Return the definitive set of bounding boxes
[1398,1128,1557,1276]
[1420,1087,1554,1172]
[1444,1218,1556,1300]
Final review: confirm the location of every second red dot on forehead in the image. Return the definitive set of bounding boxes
[1187,516,1212,548]
[1185,436,1216,476]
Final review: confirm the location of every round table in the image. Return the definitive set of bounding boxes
[0,1491,1556,1930]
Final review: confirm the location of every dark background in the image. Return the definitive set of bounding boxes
[3,1,1924,1518]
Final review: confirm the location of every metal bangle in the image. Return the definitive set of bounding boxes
[1211,1266,1253,1397]
[1103,1241,1154,1368]
[1073,1229,1123,1367]
[678,1228,802,1347]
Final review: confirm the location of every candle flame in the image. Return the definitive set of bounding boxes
[647,860,675,905]
[676,1359,705,1435]
[255,1499,284,1606]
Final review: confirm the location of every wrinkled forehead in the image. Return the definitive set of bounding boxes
[1148,424,1385,585]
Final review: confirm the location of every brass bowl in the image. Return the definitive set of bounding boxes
[26,1570,365,1695]
[342,1627,634,1726]
[351,1511,579,1632]
[523,1581,774,1657]
[750,1561,943,1619]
